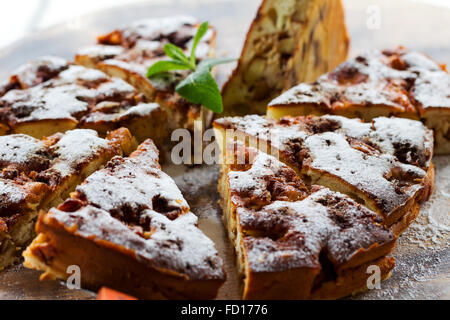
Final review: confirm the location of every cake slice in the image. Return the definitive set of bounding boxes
[0,128,135,270]
[221,0,349,116]
[75,15,216,133]
[0,56,70,96]
[268,47,450,154]
[24,139,226,300]
[214,115,434,235]
[219,142,395,299]
[0,56,71,135]
[0,62,167,145]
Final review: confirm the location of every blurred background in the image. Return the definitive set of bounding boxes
[0,0,449,49]
[0,0,449,78]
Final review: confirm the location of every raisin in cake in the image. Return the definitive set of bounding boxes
[221,0,349,116]
[0,128,135,270]
[218,142,396,299]
[214,115,434,236]
[75,15,216,133]
[268,47,450,154]
[24,139,225,300]
[0,61,167,145]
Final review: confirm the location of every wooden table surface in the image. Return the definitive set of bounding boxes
[0,0,448,300]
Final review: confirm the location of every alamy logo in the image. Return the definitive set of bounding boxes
[366,265,382,290]
[66,265,81,290]
[366,5,382,30]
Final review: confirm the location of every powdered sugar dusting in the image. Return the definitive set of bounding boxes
[412,71,450,110]
[77,148,189,217]
[9,56,69,89]
[304,131,426,215]
[77,45,125,59]
[404,156,450,248]
[325,115,434,168]
[238,187,394,273]
[0,180,28,211]
[1,64,141,124]
[120,15,198,42]
[50,129,110,178]
[0,134,46,166]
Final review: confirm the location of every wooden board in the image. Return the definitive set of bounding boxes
[0,0,449,300]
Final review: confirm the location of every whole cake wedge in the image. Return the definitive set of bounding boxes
[0,61,167,145]
[268,47,450,154]
[214,115,434,236]
[221,0,349,116]
[75,15,216,132]
[218,142,396,299]
[0,128,135,270]
[24,139,226,300]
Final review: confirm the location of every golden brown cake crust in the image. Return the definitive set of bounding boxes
[24,139,225,300]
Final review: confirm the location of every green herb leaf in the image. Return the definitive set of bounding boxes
[164,43,190,65]
[146,60,191,78]
[176,68,223,113]
[190,21,209,67]
[197,58,237,71]
[147,21,235,114]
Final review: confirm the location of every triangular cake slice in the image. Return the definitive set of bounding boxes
[0,61,167,145]
[219,142,395,299]
[75,15,216,133]
[267,47,450,154]
[214,115,434,235]
[221,0,349,116]
[24,139,226,300]
[0,128,135,270]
